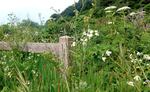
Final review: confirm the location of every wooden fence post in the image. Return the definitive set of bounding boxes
[59,36,72,69]
[0,36,73,69]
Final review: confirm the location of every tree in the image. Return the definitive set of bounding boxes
[18,19,40,28]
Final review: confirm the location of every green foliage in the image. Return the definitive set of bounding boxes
[0,1,150,92]
[18,19,40,28]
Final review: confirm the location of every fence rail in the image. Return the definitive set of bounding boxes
[0,36,73,68]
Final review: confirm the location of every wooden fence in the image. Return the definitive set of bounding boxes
[0,36,73,69]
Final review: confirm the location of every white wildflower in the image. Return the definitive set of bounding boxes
[105,10,113,13]
[106,50,112,56]
[87,29,92,32]
[129,12,137,16]
[84,38,88,42]
[131,59,142,63]
[143,80,150,87]
[82,41,86,46]
[95,30,98,33]
[94,30,99,36]
[83,31,87,36]
[127,81,134,86]
[143,54,150,60]
[71,42,76,47]
[32,70,36,74]
[80,38,84,42]
[89,30,94,34]
[133,75,141,81]
[82,38,88,45]
[107,22,114,24]
[131,59,137,63]
[102,57,106,62]
[95,31,99,36]
[117,6,131,12]
[81,38,88,45]
[7,72,12,78]
[139,59,142,62]
[26,81,30,85]
[104,6,117,10]
[137,52,143,56]
[143,81,147,85]
[136,66,140,69]
[87,33,93,38]
[129,54,133,59]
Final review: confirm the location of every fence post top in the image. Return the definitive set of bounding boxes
[59,36,73,43]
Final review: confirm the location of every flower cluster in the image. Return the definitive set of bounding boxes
[143,54,150,60]
[107,21,114,25]
[105,10,113,13]
[104,6,117,11]
[106,50,112,56]
[127,81,134,86]
[71,29,99,47]
[129,12,137,16]
[104,6,117,14]
[102,50,112,62]
[116,6,131,12]
[104,6,131,13]
[133,75,141,81]
[143,80,150,87]
[128,10,146,28]
[104,6,132,25]
[71,42,76,47]
[80,28,99,45]
[127,75,141,87]
[129,51,150,63]
[127,51,150,87]
[129,11,146,16]
[83,29,99,38]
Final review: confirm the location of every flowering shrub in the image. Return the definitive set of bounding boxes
[70,5,150,92]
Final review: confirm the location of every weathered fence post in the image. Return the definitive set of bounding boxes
[59,36,72,69]
[0,36,73,69]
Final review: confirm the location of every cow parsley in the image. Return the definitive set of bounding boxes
[117,6,131,12]
[104,6,117,10]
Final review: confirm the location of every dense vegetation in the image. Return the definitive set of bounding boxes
[0,0,150,92]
